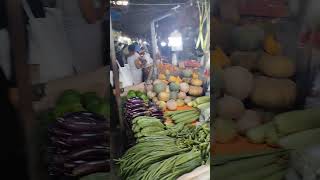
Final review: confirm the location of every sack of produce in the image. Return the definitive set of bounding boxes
[250,76,296,109]
[258,54,296,78]
[223,66,253,100]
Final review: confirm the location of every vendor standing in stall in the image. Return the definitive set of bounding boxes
[127,44,144,84]
[139,47,153,82]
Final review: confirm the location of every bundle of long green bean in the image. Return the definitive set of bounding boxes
[118,123,210,180]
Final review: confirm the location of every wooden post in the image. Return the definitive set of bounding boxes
[110,15,125,179]
[6,0,40,180]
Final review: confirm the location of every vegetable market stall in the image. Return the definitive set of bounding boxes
[212,1,320,180]
[33,67,111,180]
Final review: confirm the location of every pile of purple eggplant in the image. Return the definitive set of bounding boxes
[48,111,110,178]
[124,98,163,125]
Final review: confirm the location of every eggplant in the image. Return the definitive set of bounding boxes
[67,148,109,160]
[49,127,73,137]
[72,160,110,177]
[56,121,108,132]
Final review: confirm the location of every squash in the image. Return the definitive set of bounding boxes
[230,51,260,71]
[212,47,231,68]
[158,74,166,80]
[215,117,238,143]
[258,54,296,78]
[158,101,167,111]
[264,34,282,55]
[170,91,178,100]
[191,79,203,86]
[178,92,187,99]
[180,82,190,93]
[152,97,158,103]
[182,69,193,78]
[216,95,245,120]
[169,82,180,91]
[167,100,177,111]
[224,66,253,100]
[175,76,183,84]
[192,72,200,79]
[176,99,185,107]
[232,25,265,51]
[250,76,297,109]
[153,82,166,94]
[188,86,203,97]
[184,96,192,104]
[147,91,156,99]
[168,76,177,83]
[237,110,262,134]
[158,92,170,102]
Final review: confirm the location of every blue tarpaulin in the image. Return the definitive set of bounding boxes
[111,9,121,21]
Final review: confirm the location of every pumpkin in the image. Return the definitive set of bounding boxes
[175,76,183,84]
[264,34,282,55]
[180,82,190,93]
[168,76,177,83]
[224,66,253,100]
[169,82,180,91]
[153,79,163,85]
[147,91,156,99]
[230,51,260,71]
[167,100,177,111]
[158,74,166,80]
[191,79,203,86]
[216,95,245,119]
[165,86,170,93]
[178,92,187,99]
[170,91,178,100]
[232,25,265,51]
[182,69,193,78]
[212,47,231,68]
[152,97,158,103]
[153,82,166,94]
[192,72,200,79]
[258,54,296,78]
[158,101,167,111]
[176,99,185,107]
[146,84,153,92]
[250,76,297,109]
[158,92,170,102]
[184,96,192,104]
[237,110,262,134]
[188,86,203,97]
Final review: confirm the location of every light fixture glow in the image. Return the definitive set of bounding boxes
[111,1,128,6]
[168,30,183,51]
[160,41,167,47]
[143,41,148,45]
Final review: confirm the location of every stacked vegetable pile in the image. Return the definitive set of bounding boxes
[212,149,290,180]
[37,89,110,178]
[246,108,320,149]
[118,122,210,180]
[48,112,109,177]
[146,68,205,111]
[132,116,167,139]
[211,22,298,145]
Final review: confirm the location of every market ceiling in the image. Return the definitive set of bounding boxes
[111,0,192,38]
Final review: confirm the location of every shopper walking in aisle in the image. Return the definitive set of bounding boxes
[56,0,107,74]
[127,44,143,84]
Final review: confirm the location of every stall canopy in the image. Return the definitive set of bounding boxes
[112,0,191,38]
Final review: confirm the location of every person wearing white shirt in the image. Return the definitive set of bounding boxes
[139,47,153,81]
[127,44,143,84]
